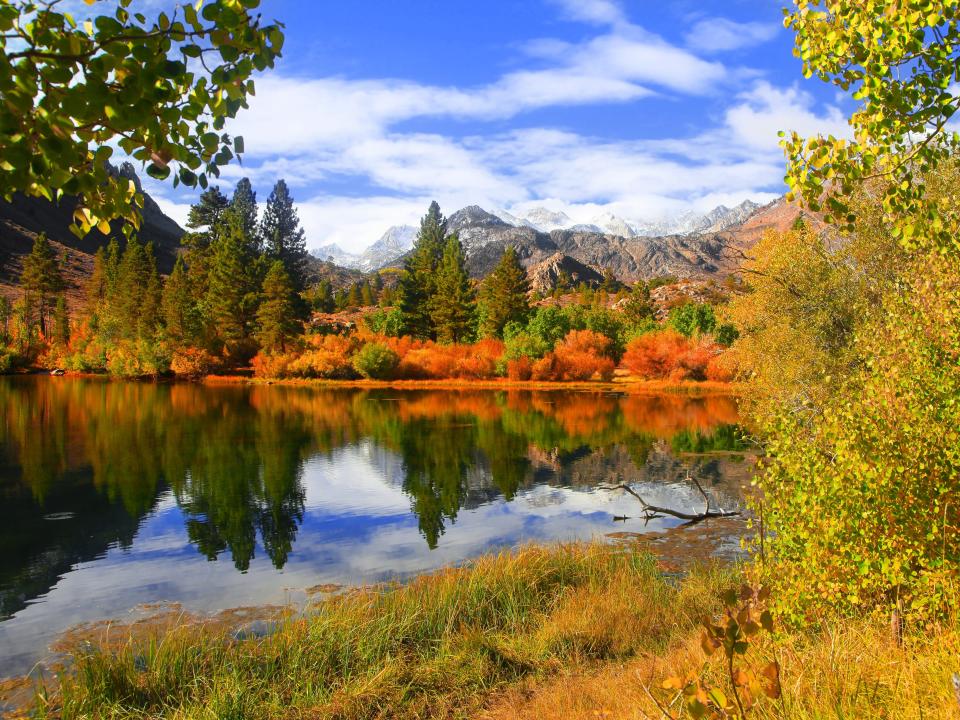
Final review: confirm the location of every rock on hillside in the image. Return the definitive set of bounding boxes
[527,253,604,295]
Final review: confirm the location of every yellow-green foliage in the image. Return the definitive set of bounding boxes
[756,247,960,623]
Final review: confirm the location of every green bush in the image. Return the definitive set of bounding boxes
[365,307,404,337]
[352,342,400,379]
[668,302,716,337]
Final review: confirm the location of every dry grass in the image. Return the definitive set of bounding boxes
[17,542,956,719]
[26,544,731,720]
[483,614,960,719]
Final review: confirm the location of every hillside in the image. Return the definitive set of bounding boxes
[0,163,185,308]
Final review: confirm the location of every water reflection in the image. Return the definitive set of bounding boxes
[0,377,749,675]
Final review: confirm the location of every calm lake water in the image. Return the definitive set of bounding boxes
[0,377,750,676]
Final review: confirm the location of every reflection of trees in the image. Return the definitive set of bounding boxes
[0,379,747,581]
[0,379,309,581]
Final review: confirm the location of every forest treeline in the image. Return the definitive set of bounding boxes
[0,193,739,383]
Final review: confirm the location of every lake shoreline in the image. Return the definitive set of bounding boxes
[14,367,742,395]
[209,375,742,395]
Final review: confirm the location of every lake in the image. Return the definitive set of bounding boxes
[0,377,750,677]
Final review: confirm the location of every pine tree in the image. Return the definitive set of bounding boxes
[187,185,230,235]
[360,281,375,307]
[230,177,261,255]
[601,266,621,292]
[398,201,447,338]
[0,295,11,344]
[21,233,64,337]
[139,244,162,338]
[85,247,108,318]
[53,295,69,345]
[309,280,333,312]
[206,209,259,353]
[346,283,362,308]
[430,234,475,344]
[260,179,308,292]
[112,240,151,339]
[255,260,299,353]
[478,245,530,338]
[162,256,200,344]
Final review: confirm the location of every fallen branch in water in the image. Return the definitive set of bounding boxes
[604,476,740,525]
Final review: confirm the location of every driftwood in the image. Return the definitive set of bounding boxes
[604,474,740,526]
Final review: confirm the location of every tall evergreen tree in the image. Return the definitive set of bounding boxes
[161,256,200,345]
[398,201,447,338]
[205,209,259,354]
[139,245,162,338]
[260,179,308,292]
[255,260,299,353]
[360,281,375,307]
[186,186,230,234]
[430,234,475,344]
[478,245,530,338]
[0,295,11,344]
[20,233,64,337]
[346,283,362,308]
[85,247,108,319]
[53,296,69,346]
[112,239,151,339]
[230,177,261,254]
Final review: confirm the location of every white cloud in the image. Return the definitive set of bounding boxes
[229,21,725,160]
[133,5,847,255]
[685,18,781,53]
[723,81,850,152]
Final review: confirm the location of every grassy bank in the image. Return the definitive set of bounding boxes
[21,543,960,719]
[30,545,729,719]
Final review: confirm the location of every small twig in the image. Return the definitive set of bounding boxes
[687,472,711,514]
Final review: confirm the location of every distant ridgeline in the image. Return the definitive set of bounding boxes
[312,199,807,288]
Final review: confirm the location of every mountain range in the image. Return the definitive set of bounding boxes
[310,198,799,285]
[311,200,765,276]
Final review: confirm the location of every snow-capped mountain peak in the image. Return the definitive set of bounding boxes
[521,207,573,232]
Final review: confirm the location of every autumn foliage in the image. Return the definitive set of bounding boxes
[621,329,723,382]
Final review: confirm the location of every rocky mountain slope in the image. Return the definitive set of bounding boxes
[399,199,803,284]
[312,225,416,272]
[322,198,793,285]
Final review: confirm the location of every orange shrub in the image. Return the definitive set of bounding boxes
[545,330,616,381]
[171,347,219,379]
[395,339,505,379]
[705,354,735,382]
[530,354,559,381]
[622,329,688,379]
[288,334,359,378]
[622,329,724,382]
[252,351,296,379]
[507,356,533,381]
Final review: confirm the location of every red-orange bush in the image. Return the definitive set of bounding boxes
[622,329,724,381]
[395,339,505,379]
[507,356,533,381]
[534,330,616,381]
[289,334,359,378]
[705,354,735,382]
[252,351,295,379]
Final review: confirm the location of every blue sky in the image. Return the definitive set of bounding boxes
[136,0,851,252]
